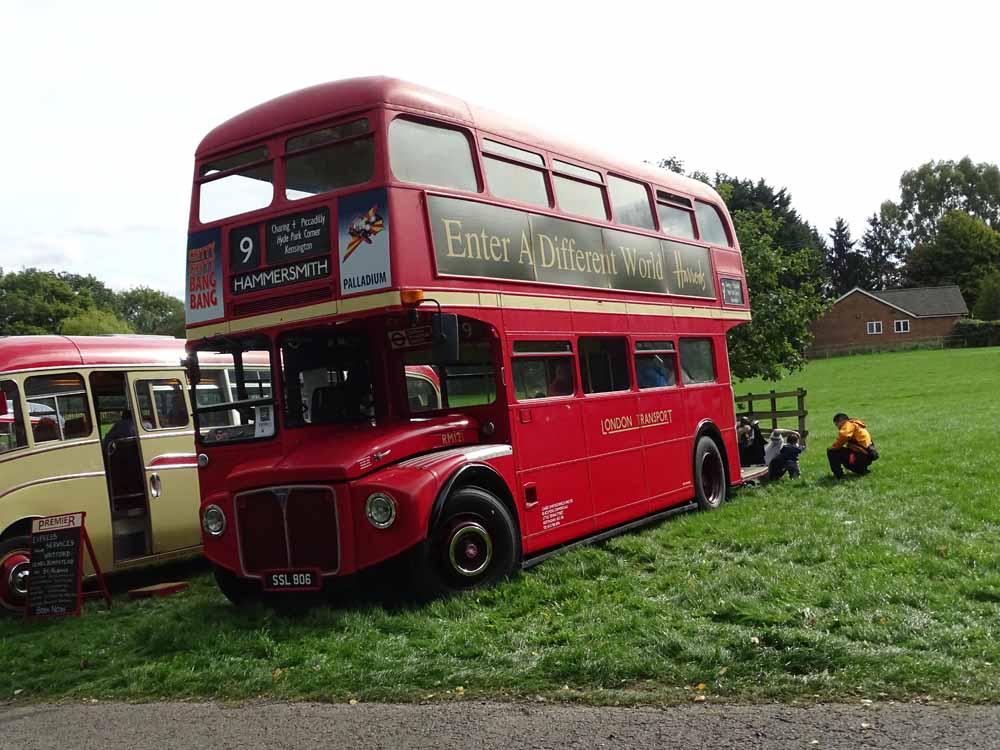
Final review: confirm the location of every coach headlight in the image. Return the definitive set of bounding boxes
[202,504,227,537]
[365,492,397,529]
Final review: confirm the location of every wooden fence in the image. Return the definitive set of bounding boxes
[734,388,808,441]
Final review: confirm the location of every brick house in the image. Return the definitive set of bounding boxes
[809,286,969,355]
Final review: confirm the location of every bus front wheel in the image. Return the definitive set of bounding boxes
[212,564,259,606]
[415,486,520,597]
[0,535,31,615]
[694,436,727,511]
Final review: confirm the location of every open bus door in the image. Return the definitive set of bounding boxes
[126,372,201,555]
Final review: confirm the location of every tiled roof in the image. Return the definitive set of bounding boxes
[870,286,969,317]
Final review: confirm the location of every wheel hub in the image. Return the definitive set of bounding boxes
[0,551,30,608]
[448,522,493,578]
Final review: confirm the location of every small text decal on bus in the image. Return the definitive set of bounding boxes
[185,228,224,324]
[339,188,391,296]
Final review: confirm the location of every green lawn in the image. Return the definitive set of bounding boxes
[3,347,1000,704]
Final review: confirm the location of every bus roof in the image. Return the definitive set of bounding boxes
[196,76,723,205]
[0,335,185,373]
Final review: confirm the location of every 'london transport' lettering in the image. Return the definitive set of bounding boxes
[600,409,674,435]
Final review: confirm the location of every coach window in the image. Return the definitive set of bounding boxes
[482,140,549,208]
[694,201,732,247]
[578,337,630,394]
[553,160,608,221]
[0,380,28,454]
[134,379,189,430]
[389,119,478,192]
[199,146,273,224]
[608,175,655,230]
[678,339,716,385]
[656,190,696,240]
[285,118,374,200]
[512,341,575,400]
[634,341,678,389]
[23,373,93,442]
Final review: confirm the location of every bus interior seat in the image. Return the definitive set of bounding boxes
[311,386,345,423]
[63,416,89,439]
[32,417,60,443]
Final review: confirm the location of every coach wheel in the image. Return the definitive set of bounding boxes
[0,536,32,615]
[212,564,259,606]
[694,436,727,511]
[417,486,520,596]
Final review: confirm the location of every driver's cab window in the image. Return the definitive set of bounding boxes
[280,327,374,426]
[393,315,497,415]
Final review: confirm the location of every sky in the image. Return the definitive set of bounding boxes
[1,0,997,300]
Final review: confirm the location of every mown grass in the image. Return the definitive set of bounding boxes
[2,347,1000,704]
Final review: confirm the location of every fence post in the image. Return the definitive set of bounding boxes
[797,389,807,439]
[769,390,777,433]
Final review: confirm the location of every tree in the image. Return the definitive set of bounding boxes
[826,218,871,297]
[726,209,828,381]
[59,309,133,335]
[58,272,119,311]
[0,269,90,335]
[886,158,1000,246]
[905,211,1000,310]
[657,156,685,174]
[114,287,185,337]
[859,210,904,290]
[973,271,1000,320]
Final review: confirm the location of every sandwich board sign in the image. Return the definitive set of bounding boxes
[26,512,109,618]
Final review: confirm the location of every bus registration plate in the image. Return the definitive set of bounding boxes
[263,570,321,591]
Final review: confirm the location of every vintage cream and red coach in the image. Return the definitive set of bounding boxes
[0,335,202,613]
[184,77,753,602]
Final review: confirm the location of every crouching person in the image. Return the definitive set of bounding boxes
[827,412,879,479]
[769,432,805,480]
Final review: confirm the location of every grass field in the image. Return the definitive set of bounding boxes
[3,347,1000,704]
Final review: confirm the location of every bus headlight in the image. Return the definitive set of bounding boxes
[365,492,397,529]
[202,505,227,537]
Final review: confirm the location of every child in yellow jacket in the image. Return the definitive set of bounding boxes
[827,412,879,478]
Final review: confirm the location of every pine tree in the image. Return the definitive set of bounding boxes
[859,212,904,290]
[826,218,870,297]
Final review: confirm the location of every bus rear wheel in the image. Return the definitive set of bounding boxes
[0,536,31,616]
[416,486,520,597]
[694,436,727,511]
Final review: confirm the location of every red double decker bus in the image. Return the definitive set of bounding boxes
[184,77,753,602]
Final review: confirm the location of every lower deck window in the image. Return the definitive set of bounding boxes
[679,338,716,384]
[513,357,575,400]
[578,337,629,393]
[635,341,677,389]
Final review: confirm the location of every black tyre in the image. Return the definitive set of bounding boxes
[414,486,520,597]
[212,564,259,606]
[693,436,727,511]
[0,535,31,616]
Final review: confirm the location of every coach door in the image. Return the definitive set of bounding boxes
[509,339,594,552]
[126,372,201,555]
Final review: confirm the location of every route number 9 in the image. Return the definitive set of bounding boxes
[240,236,254,264]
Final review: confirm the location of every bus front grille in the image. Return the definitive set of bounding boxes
[235,486,339,577]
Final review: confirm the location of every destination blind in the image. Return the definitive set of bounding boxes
[427,195,717,299]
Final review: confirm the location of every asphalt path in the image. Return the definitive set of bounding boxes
[4,700,1000,749]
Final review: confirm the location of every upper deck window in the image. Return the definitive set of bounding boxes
[483,139,544,167]
[388,119,477,192]
[608,175,655,230]
[553,160,608,221]
[656,190,696,240]
[199,146,273,224]
[695,200,732,247]
[285,119,375,200]
[484,155,550,208]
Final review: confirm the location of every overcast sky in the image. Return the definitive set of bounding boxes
[2,0,997,300]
